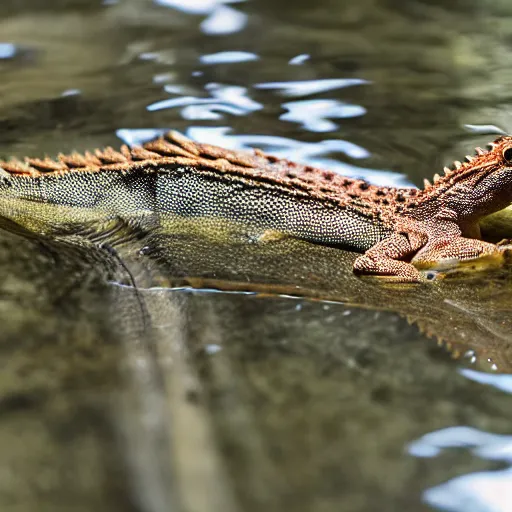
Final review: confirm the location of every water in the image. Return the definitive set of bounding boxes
[0,1,512,511]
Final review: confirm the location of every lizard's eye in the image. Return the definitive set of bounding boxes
[503,147,512,163]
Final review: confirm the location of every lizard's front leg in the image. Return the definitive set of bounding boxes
[353,232,428,282]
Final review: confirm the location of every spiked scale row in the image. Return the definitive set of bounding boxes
[422,139,504,190]
[0,131,378,203]
[0,131,267,177]
[1,133,509,208]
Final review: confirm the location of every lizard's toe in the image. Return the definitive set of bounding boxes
[353,254,423,283]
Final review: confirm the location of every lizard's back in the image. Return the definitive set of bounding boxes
[0,131,394,252]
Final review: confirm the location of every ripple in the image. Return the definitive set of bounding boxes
[426,468,512,512]
[255,78,369,97]
[408,426,510,458]
[464,124,508,136]
[459,369,512,394]
[61,89,81,97]
[201,5,247,35]
[205,344,222,355]
[409,425,512,512]
[200,51,259,64]
[288,54,310,66]
[155,0,248,35]
[147,83,262,119]
[154,0,245,15]
[280,99,366,133]
[0,43,17,60]
[116,128,166,146]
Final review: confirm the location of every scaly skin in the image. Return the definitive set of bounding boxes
[0,131,511,282]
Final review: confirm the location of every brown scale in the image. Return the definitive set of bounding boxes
[25,158,68,173]
[94,146,129,165]
[63,152,99,169]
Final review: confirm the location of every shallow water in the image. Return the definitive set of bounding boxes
[0,0,512,511]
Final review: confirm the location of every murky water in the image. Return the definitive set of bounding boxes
[0,1,512,511]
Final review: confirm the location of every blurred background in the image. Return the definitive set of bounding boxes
[2,0,512,185]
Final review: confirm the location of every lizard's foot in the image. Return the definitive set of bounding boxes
[353,254,435,282]
[353,254,444,283]
[352,232,428,283]
[412,238,502,269]
[411,237,512,277]
[353,233,427,283]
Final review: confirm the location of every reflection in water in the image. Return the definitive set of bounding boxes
[147,76,367,131]
[200,51,259,64]
[147,83,263,119]
[155,0,248,34]
[116,128,168,146]
[204,343,223,354]
[409,370,512,511]
[288,54,310,65]
[77,211,510,374]
[465,124,508,136]
[254,78,369,97]
[460,369,512,394]
[0,43,16,59]
[200,4,247,35]
[0,210,510,511]
[146,73,377,177]
[108,237,512,512]
[409,425,512,512]
[280,98,366,133]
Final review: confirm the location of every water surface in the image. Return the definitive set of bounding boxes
[0,1,512,511]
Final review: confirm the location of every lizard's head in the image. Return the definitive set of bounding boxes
[423,135,512,219]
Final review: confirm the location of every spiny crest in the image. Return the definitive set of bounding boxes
[0,131,259,177]
[423,135,512,191]
[0,131,359,203]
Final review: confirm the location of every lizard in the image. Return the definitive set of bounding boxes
[0,130,511,283]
